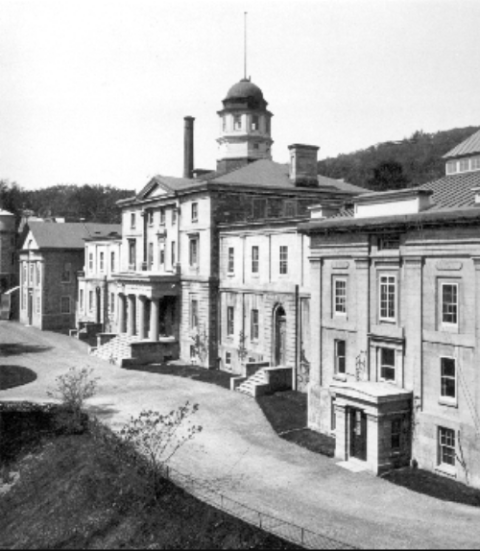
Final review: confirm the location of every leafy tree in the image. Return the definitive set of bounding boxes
[367,160,409,191]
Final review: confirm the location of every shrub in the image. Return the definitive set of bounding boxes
[47,367,99,433]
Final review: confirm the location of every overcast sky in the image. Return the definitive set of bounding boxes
[1,0,480,191]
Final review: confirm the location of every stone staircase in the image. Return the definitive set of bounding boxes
[236,368,269,397]
[91,334,139,364]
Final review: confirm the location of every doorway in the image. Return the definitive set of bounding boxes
[274,305,287,366]
[349,408,367,461]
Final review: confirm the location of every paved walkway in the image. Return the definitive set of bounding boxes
[1,321,480,549]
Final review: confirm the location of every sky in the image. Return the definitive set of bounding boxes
[1,0,480,191]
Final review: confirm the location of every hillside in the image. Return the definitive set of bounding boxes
[318,126,480,191]
[0,429,298,549]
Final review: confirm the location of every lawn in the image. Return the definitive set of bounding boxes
[124,361,234,390]
[256,391,336,458]
[383,466,480,507]
[0,365,37,390]
[0,408,299,550]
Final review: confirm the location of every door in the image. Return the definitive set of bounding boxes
[28,290,33,325]
[274,306,287,366]
[350,408,367,461]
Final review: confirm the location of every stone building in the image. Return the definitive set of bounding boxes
[18,221,120,331]
[300,128,480,485]
[91,78,366,369]
[76,227,122,333]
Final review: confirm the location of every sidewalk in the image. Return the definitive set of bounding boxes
[2,321,480,549]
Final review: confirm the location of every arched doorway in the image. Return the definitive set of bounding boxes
[273,305,287,366]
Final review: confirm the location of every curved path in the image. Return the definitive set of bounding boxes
[1,321,479,549]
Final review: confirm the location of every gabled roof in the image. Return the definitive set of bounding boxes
[138,175,203,200]
[23,222,121,250]
[443,129,480,159]
[211,159,367,194]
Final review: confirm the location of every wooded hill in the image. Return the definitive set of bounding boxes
[0,182,134,224]
[318,126,480,191]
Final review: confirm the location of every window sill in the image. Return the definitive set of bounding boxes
[439,397,458,408]
[435,465,457,479]
[439,324,459,334]
[378,318,397,325]
[333,374,347,382]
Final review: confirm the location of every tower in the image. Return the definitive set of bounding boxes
[216,78,274,174]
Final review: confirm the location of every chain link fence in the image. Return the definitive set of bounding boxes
[164,465,357,550]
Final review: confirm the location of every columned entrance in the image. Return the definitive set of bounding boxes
[274,305,287,366]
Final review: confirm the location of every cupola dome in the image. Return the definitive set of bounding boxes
[225,78,264,102]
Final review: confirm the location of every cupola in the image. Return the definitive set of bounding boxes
[216,77,274,174]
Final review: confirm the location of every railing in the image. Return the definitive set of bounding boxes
[164,464,357,550]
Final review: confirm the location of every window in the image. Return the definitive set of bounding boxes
[147,211,154,226]
[222,116,227,132]
[441,283,458,326]
[160,208,165,225]
[334,279,347,314]
[79,289,84,311]
[171,241,176,267]
[36,296,40,314]
[251,309,259,340]
[189,238,198,266]
[191,299,198,329]
[472,156,480,171]
[191,202,198,222]
[380,348,395,381]
[29,263,33,284]
[234,115,242,130]
[22,263,26,285]
[379,275,396,321]
[110,252,115,272]
[128,239,136,270]
[265,117,270,134]
[11,252,14,266]
[227,306,234,336]
[446,161,457,175]
[438,427,456,467]
[88,252,93,271]
[99,252,104,272]
[440,357,456,400]
[225,352,231,366]
[147,243,153,270]
[110,293,115,313]
[130,212,136,229]
[172,209,177,225]
[89,291,93,312]
[159,245,165,266]
[459,158,470,172]
[36,263,41,286]
[391,418,402,450]
[378,235,400,250]
[228,247,234,273]
[62,262,71,282]
[252,246,259,273]
[335,340,346,374]
[251,115,259,131]
[61,296,70,314]
[279,246,288,275]
[285,201,295,217]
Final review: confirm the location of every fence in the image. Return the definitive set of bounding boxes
[164,464,357,550]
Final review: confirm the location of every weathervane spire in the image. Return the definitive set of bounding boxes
[244,11,248,80]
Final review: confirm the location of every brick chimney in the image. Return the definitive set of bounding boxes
[288,144,319,187]
[183,116,195,179]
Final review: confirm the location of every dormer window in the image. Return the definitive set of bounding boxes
[234,115,242,131]
[446,161,457,175]
[251,115,259,131]
[472,156,480,171]
[459,158,470,172]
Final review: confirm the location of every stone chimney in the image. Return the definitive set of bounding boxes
[288,144,319,187]
[183,116,195,179]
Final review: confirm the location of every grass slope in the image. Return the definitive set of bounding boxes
[0,432,299,549]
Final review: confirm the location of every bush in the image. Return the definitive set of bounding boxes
[47,367,99,433]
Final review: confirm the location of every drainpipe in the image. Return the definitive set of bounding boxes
[294,284,299,391]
